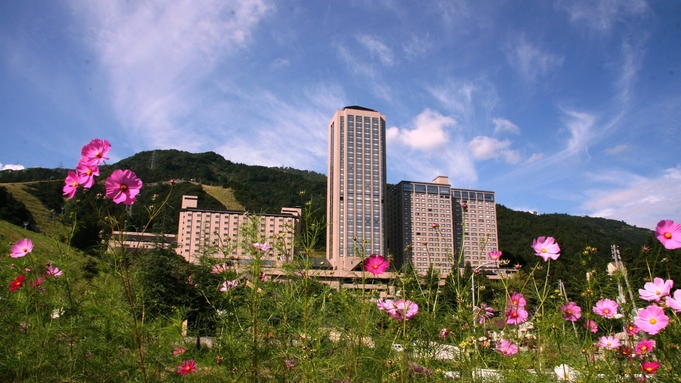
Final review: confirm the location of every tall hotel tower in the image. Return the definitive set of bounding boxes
[327,106,387,271]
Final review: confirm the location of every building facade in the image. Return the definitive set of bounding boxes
[388,176,499,274]
[176,195,301,266]
[326,106,387,271]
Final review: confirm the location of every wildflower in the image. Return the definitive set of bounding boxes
[45,264,63,278]
[514,263,522,270]
[9,275,25,292]
[388,299,418,322]
[488,251,502,261]
[409,362,433,376]
[364,254,389,275]
[440,328,449,339]
[496,339,518,356]
[508,291,526,307]
[76,160,99,188]
[599,335,620,350]
[63,171,79,199]
[655,219,681,250]
[635,305,669,335]
[80,138,111,166]
[211,263,227,274]
[431,222,439,229]
[619,346,632,357]
[284,358,295,368]
[474,303,495,324]
[625,323,640,336]
[532,236,561,261]
[561,302,582,322]
[10,238,33,258]
[665,289,681,312]
[377,298,394,312]
[641,361,660,375]
[639,277,673,302]
[642,246,650,252]
[31,277,43,287]
[104,169,143,205]
[584,319,598,333]
[173,346,185,356]
[635,339,655,355]
[220,279,238,292]
[176,359,196,376]
[505,307,529,325]
[593,298,618,318]
[554,364,579,382]
[252,242,272,251]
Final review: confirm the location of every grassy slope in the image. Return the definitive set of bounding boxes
[0,219,82,263]
[201,185,244,211]
[2,183,72,238]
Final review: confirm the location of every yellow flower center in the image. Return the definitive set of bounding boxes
[656,291,661,295]
[96,151,102,158]
[120,184,128,191]
[86,169,92,175]
[541,248,547,253]
[641,346,648,352]
[650,318,657,325]
[23,247,28,253]
[71,181,78,187]
[603,309,610,314]
[373,264,379,269]
[665,232,672,239]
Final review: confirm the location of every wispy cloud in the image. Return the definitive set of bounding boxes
[558,0,649,33]
[468,136,521,164]
[402,33,431,59]
[562,110,595,156]
[505,35,564,81]
[356,34,395,66]
[387,108,455,151]
[493,118,520,135]
[581,166,681,229]
[428,78,498,125]
[605,144,629,155]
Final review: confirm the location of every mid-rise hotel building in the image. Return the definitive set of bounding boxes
[388,176,499,274]
[326,106,387,271]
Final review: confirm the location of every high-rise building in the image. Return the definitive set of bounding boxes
[388,176,499,274]
[327,106,387,271]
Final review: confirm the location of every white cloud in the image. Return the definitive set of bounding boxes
[605,144,629,155]
[505,35,564,81]
[428,78,498,125]
[468,136,521,164]
[402,33,431,59]
[1,163,25,171]
[558,0,648,32]
[492,118,520,135]
[525,153,544,164]
[386,108,455,151]
[581,166,681,229]
[563,110,595,155]
[356,34,395,66]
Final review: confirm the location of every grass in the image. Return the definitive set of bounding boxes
[202,185,244,211]
[2,182,72,239]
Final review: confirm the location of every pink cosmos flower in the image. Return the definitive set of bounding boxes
[440,328,449,339]
[9,275,25,292]
[219,279,238,292]
[505,307,529,325]
[641,361,660,375]
[176,359,196,376]
[173,346,185,356]
[10,238,33,258]
[63,171,79,199]
[390,299,419,322]
[635,305,669,335]
[665,289,681,312]
[364,254,389,275]
[532,236,561,261]
[211,263,227,274]
[46,264,63,278]
[599,335,620,350]
[474,303,495,324]
[584,319,599,333]
[488,251,502,261]
[655,219,681,250]
[376,298,394,312]
[496,339,518,356]
[593,298,618,318]
[252,242,272,251]
[104,169,143,205]
[76,160,99,189]
[561,302,582,322]
[507,291,527,308]
[80,138,111,166]
[31,277,44,287]
[635,339,655,355]
[639,277,673,302]
[625,323,640,336]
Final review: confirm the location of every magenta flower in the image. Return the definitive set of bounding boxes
[10,238,33,258]
[104,169,143,205]
[598,335,620,350]
[176,359,196,376]
[488,251,502,261]
[532,236,561,261]
[219,279,238,292]
[593,298,618,318]
[665,289,681,312]
[496,339,518,356]
[505,307,529,325]
[46,264,63,278]
[507,291,527,308]
[560,302,582,322]
[655,219,681,250]
[440,328,449,339]
[211,263,227,274]
[635,339,655,355]
[388,299,418,322]
[364,254,389,275]
[173,346,185,356]
[252,242,272,251]
[80,138,111,166]
[76,160,99,189]
[635,305,669,335]
[63,170,79,199]
[584,319,599,333]
[474,303,495,324]
[639,277,673,302]
[641,361,660,374]
[625,323,640,336]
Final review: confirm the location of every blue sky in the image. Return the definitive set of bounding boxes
[1,0,679,230]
